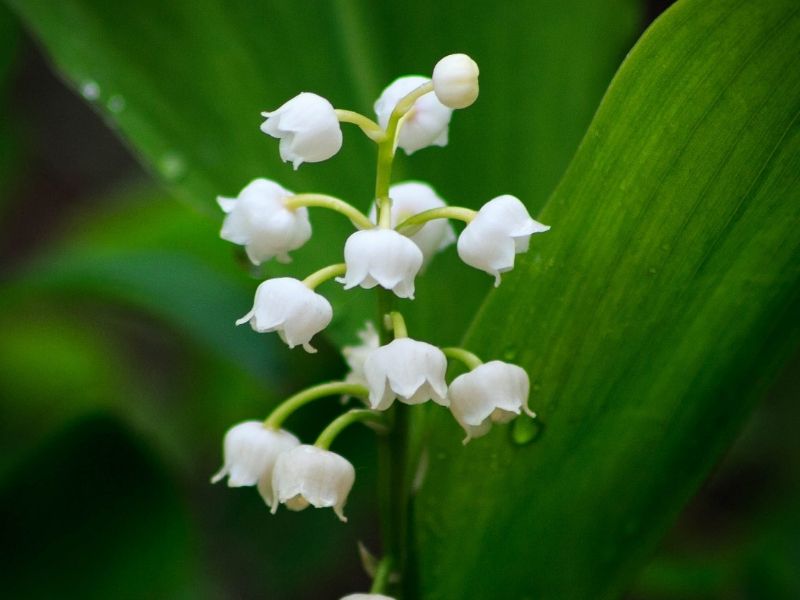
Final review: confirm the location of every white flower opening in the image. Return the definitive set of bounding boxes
[269,445,356,522]
[432,53,480,109]
[340,229,423,299]
[236,277,332,353]
[374,76,452,155]
[363,338,449,410]
[218,178,312,265]
[448,360,532,443]
[260,92,343,169]
[368,181,456,267]
[211,421,300,488]
[457,195,550,286]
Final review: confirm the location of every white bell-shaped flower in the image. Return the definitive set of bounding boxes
[340,595,395,600]
[363,338,448,410]
[236,277,332,353]
[260,92,343,169]
[340,229,423,299]
[448,361,532,442]
[218,178,311,265]
[374,76,452,155]
[343,321,380,386]
[268,444,355,522]
[457,195,550,286]
[211,421,300,488]
[368,181,456,267]
[432,53,480,109]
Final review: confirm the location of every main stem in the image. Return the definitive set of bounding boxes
[372,85,430,594]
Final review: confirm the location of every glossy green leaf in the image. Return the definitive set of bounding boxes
[415,0,800,597]
[6,0,642,345]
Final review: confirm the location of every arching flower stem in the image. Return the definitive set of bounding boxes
[263,382,368,430]
[285,193,374,230]
[314,409,388,450]
[370,555,395,594]
[375,81,436,229]
[395,206,477,235]
[302,263,347,290]
[442,347,484,371]
[335,109,386,142]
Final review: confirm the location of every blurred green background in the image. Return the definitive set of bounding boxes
[1,0,798,598]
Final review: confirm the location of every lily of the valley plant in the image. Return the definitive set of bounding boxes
[213,53,549,598]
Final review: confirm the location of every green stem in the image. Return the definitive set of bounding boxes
[375,80,436,229]
[395,206,477,235]
[390,311,408,338]
[370,554,395,594]
[285,193,374,230]
[335,109,386,142]
[263,382,368,430]
[302,263,346,289]
[442,347,484,371]
[314,409,386,450]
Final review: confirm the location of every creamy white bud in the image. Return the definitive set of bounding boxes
[432,53,480,109]
[340,595,396,600]
[457,195,549,286]
[218,178,311,265]
[236,277,332,353]
[448,361,532,443]
[343,322,380,386]
[364,338,449,410]
[340,229,423,299]
[374,76,452,155]
[261,92,343,169]
[269,445,355,522]
[211,421,300,488]
[368,181,456,267]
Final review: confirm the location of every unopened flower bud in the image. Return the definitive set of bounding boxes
[432,53,480,109]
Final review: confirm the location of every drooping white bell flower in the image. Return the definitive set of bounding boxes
[236,277,332,353]
[340,595,396,600]
[368,181,456,267]
[448,360,532,443]
[211,420,300,488]
[340,229,423,299]
[363,338,448,410]
[457,195,550,286]
[260,92,343,169]
[268,444,356,522]
[218,178,311,265]
[374,76,452,155]
[342,321,380,386]
[432,53,480,109]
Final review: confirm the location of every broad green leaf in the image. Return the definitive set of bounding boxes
[415,0,800,598]
[6,0,642,345]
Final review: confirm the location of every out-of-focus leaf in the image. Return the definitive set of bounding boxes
[0,4,21,199]
[2,189,289,382]
[415,0,800,598]
[5,0,642,345]
[0,415,208,599]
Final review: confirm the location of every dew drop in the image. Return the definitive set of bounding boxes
[107,95,126,113]
[80,80,100,101]
[510,415,543,446]
[159,152,186,180]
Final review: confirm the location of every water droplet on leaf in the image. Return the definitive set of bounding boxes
[107,95,126,113]
[510,415,543,446]
[160,152,186,180]
[80,80,100,101]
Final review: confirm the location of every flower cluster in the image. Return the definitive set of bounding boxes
[212,53,548,596]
